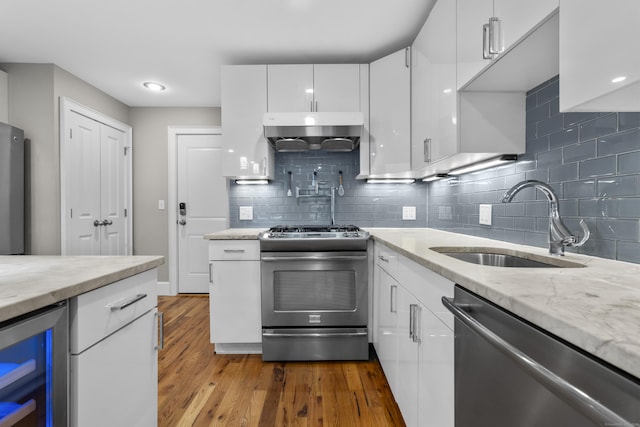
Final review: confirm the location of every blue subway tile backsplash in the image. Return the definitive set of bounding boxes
[428,76,640,264]
[227,75,639,264]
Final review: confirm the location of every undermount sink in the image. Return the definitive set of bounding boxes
[430,247,585,268]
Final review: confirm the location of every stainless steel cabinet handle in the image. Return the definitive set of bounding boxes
[315,100,318,112]
[378,255,389,262]
[110,293,147,311]
[410,304,421,343]
[441,297,633,427]
[424,138,431,163]
[223,249,245,253]
[155,311,164,350]
[405,47,410,68]
[208,263,213,284]
[390,285,397,314]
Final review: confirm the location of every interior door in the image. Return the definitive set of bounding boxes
[99,124,127,255]
[177,134,228,293]
[66,111,101,255]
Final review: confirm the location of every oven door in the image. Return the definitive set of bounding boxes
[261,251,368,327]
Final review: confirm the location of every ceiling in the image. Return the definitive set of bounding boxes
[0,0,435,107]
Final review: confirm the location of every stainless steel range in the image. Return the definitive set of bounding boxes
[259,225,370,361]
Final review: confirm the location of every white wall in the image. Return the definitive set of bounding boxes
[1,63,130,254]
[128,107,221,281]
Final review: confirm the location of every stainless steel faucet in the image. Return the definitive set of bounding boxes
[501,180,590,255]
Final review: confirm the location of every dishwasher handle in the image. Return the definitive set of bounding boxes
[441,297,635,427]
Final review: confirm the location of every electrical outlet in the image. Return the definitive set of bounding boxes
[402,206,417,220]
[239,206,253,221]
[479,204,492,225]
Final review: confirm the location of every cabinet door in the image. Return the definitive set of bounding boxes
[412,0,458,171]
[221,65,273,179]
[396,287,420,427]
[267,64,314,112]
[370,48,411,175]
[313,64,361,112]
[209,260,262,343]
[70,309,158,427]
[456,0,493,88]
[375,267,400,395]
[418,308,454,427]
[559,0,640,112]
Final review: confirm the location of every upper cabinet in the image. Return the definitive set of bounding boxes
[221,65,274,179]
[267,64,361,112]
[559,0,640,112]
[369,48,412,176]
[411,0,457,171]
[457,0,558,88]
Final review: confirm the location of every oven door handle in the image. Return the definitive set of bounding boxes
[261,255,368,262]
[262,331,368,338]
[441,297,634,427]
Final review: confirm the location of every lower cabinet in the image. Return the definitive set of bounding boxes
[373,242,454,427]
[208,240,262,353]
[69,269,159,427]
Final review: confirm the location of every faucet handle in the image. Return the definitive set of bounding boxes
[568,219,590,248]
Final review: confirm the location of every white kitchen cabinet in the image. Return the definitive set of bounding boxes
[457,0,558,88]
[369,48,412,176]
[220,65,274,179]
[267,64,361,112]
[411,0,458,170]
[69,268,159,427]
[208,240,262,353]
[559,0,640,112]
[372,241,454,427]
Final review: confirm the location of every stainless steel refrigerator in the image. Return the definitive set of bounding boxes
[0,122,24,254]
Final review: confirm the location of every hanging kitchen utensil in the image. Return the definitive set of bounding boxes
[338,171,345,196]
[287,171,292,197]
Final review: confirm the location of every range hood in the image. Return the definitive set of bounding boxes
[263,112,364,152]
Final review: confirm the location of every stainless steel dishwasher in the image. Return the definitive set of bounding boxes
[442,286,640,427]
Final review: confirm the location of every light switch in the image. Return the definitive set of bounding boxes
[239,206,253,221]
[158,199,165,210]
[402,206,417,221]
[479,204,492,225]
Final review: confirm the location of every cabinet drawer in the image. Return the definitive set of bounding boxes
[69,269,158,353]
[209,240,260,261]
[375,243,399,278]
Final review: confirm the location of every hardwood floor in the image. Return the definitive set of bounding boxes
[158,295,405,427]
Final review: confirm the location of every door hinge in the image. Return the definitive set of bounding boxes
[124,208,128,218]
[69,128,72,139]
[70,208,73,218]
[124,146,130,156]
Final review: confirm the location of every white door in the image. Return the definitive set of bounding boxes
[65,111,127,255]
[66,112,102,255]
[177,134,228,293]
[99,124,127,255]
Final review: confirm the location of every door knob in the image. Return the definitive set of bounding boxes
[178,219,187,226]
[103,219,113,226]
[94,220,101,227]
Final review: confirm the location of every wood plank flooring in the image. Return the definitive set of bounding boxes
[158,295,405,427]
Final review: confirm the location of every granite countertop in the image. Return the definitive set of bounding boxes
[0,255,164,323]
[366,228,640,380]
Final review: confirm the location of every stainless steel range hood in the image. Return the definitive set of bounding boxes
[263,112,364,152]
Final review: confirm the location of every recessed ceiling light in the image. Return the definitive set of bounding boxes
[611,76,627,84]
[143,82,166,91]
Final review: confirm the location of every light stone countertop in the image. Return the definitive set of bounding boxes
[204,228,265,240]
[204,227,640,379]
[366,228,640,380]
[0,255,164,323]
